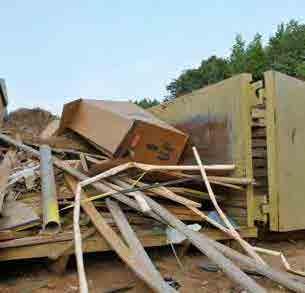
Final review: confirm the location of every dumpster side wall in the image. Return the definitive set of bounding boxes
[265,71,305,231]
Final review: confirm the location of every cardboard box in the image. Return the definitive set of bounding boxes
[0,79,8,125]
[58,99,188,165]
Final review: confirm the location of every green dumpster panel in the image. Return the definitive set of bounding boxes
[265,71,305,231]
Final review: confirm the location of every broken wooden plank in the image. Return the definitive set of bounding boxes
[40,119,60,140]
[104,180,151,213]
[79,153,89,173]
[142,194,266,293]
[0,149,16,214]
[49,227,96,260]
[106,199,175,293]
[66,176,174,293]
[116,177,201,208]
[0,200,40,231]
[212,241,305,293]
[193,146,265,265]
[0,232,74,249]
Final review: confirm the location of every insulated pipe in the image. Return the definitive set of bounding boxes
[40,144,60,233]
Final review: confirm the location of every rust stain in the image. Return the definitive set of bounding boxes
[172,115,232,165]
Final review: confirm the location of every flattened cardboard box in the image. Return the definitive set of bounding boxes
[58,99,188,165]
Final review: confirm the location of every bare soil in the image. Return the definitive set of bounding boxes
[1,237,305,292]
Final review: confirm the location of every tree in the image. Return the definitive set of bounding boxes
[199,56,231,86]
[166,56,230,99]
[165,19,305,100]
[230,34,247,74]
[245,34,268,80]
[267,20,305,78]
[133,98,160,109]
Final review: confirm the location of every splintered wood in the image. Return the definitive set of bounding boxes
[1,125,305,293]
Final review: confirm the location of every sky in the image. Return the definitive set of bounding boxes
[0,1,304,114]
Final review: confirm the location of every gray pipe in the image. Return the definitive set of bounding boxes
[40,144,60,233]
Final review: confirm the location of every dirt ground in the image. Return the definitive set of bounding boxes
[1,237,305,293]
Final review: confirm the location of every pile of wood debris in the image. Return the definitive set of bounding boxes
[0,102,305,293]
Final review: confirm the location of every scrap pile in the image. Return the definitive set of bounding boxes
[0,97,305,293]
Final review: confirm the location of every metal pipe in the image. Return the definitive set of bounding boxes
[40,144,60,233]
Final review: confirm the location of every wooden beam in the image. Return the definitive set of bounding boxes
[0,227,258,261]
[143,194,266,293]
[106,199,175,293]
[66,176,173,293]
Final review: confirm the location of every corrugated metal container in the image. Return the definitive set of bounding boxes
[150,71,305,232]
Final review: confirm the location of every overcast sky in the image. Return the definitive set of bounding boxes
[0,1,304,114]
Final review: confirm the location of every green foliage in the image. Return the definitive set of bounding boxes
[166,56,231,99]
[166,20,305,99]
[267,20,305,78]
[133,98,160,109]
[245,34,268,80]
[230,34,247,74]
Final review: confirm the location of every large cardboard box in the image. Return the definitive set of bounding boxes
[0,79,8,125]
[58,99,188,165]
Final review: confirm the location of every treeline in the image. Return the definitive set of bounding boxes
[134,20,305,106]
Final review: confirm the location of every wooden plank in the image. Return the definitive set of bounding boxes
[40,119,60,140]
[0,227,258,261]
[252,118,265,124]
[252,148,267,158]
[0,232,74,249]
[252,128,266,138]
[251,108,265,119]
[253,168,268,177]
[252,159,267,168]
[211,240,305,293]
[66,176,171,293]
[252,139,267,148]
[0,149,16,213]
[143,195,265,293]
[117,177,201,208]
[251,122,266,127]
[0,200,40,231]
[106,199,175,293]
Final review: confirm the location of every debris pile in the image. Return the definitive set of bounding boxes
[0,96,305,293]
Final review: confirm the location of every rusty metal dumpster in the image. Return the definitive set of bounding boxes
[150,71,305,233]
